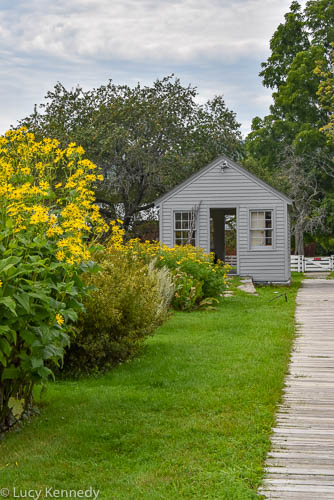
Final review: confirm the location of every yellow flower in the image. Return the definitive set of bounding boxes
[56,250,65,261]
[29,205,49,225]
[0,280,2,287]
[56,313,64,326]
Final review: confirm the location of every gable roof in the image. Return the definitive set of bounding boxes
[154,154,292,206]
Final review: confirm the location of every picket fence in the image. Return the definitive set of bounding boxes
[225,255,237,266]
[291,255,334,272]
[224,255,334,272]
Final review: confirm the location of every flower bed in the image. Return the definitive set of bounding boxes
[108,224,231,311]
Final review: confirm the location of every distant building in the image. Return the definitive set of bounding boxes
[154,155,292,283]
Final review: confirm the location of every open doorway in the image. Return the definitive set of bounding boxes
[210,208,237,273]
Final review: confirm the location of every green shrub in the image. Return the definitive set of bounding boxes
[63,252,174,375]
[123,238,230,310]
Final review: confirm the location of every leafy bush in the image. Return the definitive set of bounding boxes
[123,236,230,310]
[63,250,174,375]
[0,128,106,432]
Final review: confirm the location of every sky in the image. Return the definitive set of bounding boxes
[0,0,307,138]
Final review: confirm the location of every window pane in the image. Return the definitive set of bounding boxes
[250,211,273,248]
[265,229,272,246]
[265,212,272,228]
[251,230,265,247]
[175,212,196,246]
[175,231,196,246]
[251,211,265,229]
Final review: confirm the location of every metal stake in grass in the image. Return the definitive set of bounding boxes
[269,292,288,303]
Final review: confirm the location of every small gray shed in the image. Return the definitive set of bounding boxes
[154,155,292,283]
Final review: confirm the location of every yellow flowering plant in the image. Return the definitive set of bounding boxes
[0,128,107,431]
[106,224,231,311]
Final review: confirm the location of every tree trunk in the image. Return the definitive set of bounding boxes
[295,226,304,255]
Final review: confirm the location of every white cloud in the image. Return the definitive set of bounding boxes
[1,0,304,64]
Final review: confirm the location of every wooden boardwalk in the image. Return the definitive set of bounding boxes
[260,278,334,499]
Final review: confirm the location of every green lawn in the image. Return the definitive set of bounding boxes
[0,275,302,500]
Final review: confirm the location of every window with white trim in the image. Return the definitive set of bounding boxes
[174,212,196,246]
[250,210,273,249]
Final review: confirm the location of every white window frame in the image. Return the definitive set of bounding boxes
[174,211,196,246]
[249,210,274,250]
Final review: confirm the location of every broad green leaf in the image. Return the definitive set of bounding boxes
[31,358,44,369]
[29,292,49,303]
[0,326,17,345]
[20,330,36,346]
[15,293,31,314]
[0,351,7,367]
[65,309,78,322]
[0,256,21,274]
[0,296,17,316]
[0,338,11,357]
[37,366,54,380]
[8,397,25,419]
[0,325,11,335]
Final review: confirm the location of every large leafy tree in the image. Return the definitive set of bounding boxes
[21,76,243,228]
[245,0,334,253]
[314,44,334,251]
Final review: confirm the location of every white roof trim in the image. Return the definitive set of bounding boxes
[154,155,292,206]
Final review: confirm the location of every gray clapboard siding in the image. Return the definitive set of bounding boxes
[156,156,292,283]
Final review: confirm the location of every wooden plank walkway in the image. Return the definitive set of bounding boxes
[259,278,334,499]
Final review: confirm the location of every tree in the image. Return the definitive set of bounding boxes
[313,43,334,251]
[281,147,331,254]
[21,76,243,229]
[245,0,334,254]
[259,1,310,89]
[316,43,334,154]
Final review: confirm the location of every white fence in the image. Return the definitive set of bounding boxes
[225,255,237,266]
[291,255,334,272]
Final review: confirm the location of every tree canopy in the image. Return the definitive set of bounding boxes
[21,76,243,228]
[245,0,334,254]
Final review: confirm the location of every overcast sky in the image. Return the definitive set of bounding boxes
[0,0,306,137]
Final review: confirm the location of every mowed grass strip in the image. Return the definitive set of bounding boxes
[0,274,302,499]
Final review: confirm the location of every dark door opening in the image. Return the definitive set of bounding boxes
[210,208,237,273]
